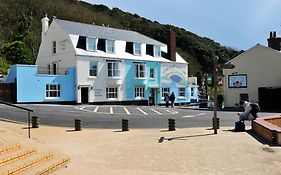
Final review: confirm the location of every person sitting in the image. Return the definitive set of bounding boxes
[237,100,259,122]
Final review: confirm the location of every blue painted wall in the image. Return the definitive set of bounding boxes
[125,60,160,102]
[5,65,76,103]
[159,86,199,104]
[5,65,17,83]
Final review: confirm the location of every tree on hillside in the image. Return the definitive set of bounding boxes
[0,0,242,75]
[2,41,33,64]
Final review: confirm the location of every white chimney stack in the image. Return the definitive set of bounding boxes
[41,15,49,41]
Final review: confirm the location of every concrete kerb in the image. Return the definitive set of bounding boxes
[0,117,25,125]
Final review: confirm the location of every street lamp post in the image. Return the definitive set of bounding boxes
[213,56,219,134]
[213,58,235,134]
[204,73,208,101]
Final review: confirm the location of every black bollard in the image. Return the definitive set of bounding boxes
[168,118,176,131]
[122,119,129,131]
[75,119,82,131]
[212,117,220,129]
[32,116,39,128]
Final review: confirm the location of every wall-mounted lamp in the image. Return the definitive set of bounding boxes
[77,85,80,90]
[91,86,93,90]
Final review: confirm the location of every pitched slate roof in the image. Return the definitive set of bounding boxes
[55,19,165,46]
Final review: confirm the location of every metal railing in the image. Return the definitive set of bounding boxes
[0,100,33,138]
[37,67,68,75]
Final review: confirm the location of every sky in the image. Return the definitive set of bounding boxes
[84,0,281,51]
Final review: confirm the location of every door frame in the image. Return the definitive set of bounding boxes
[80,86,90,104]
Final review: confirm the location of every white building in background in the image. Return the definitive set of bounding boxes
[223,31,281,111]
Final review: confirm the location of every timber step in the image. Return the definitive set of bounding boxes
[0,144,69,175]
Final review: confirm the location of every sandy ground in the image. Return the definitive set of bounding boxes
[0,120,281,175]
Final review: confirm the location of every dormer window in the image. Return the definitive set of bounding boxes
[106,40,115,53]
[87,37,97,51]
[133,43,141,55]
[154,46,161,57]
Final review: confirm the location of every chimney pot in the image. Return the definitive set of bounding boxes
[41,15,49,41]
[267,31,281,51]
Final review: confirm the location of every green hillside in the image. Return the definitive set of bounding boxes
[0,0,243,75]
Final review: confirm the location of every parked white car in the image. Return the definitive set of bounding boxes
[0,74,6,83]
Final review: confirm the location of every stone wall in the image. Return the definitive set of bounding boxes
[0,83,15,103]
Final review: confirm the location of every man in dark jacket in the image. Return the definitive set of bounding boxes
[169,92,175,108]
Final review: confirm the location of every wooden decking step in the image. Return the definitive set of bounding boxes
[2,153,53,175]
[0,148,37,166]
[0,144,21,155]
[35,157,70,175]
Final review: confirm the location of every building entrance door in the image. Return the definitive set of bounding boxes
[149,88,157,106]
[81,87,89,104]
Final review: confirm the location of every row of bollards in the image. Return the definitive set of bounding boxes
[30,117,176,132]
[73,118,175,132]
[30,117,219,132]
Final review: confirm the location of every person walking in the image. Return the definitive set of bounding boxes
[164,94,170,108]
[217,94,224,108]
[169,92,175,108]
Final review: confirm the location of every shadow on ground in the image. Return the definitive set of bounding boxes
[159,133,214,143]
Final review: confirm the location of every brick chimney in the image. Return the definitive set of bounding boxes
[267,31,281,51]
[167,30,176,61]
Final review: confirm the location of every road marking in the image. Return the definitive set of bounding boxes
[181,113,206,118]
[94,107,99,112]
[75,106,178,116]
[123,108,131,115]
[150,109,162,115]
[137,108,148,115]
[165,109,178,115]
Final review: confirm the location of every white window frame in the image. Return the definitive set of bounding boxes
[162,88,170,98]
[133,43,141,55]
[178,87,185,97]
[89,61,98,77]
[86,37,97,51]
[107,61,120,78]
[134,63,146,79]
[135,87,144,99]
[149,68,155,79]
[106,39,115,53]
[154,45,161,57]
[46,84,60,99]
[106,87,118,99]
[52,41,56,54]
[191,87,195,97]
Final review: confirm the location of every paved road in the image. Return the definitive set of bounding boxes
[0,104,278,129]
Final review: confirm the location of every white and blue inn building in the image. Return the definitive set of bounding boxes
[5,16,198,105]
